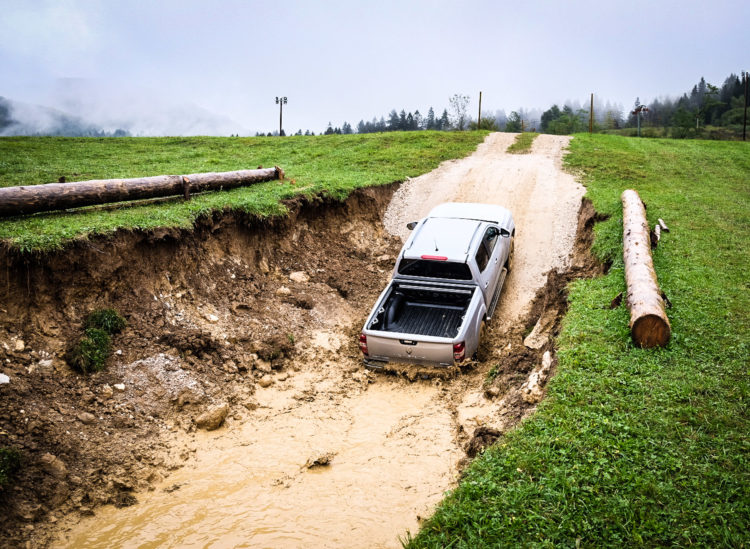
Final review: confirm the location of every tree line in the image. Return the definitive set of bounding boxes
[539,72,747,139]
[257,72,747,140]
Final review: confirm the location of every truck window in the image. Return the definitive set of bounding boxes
[397,259,472,280]
[484,227,499,254]
[475,242,490,272]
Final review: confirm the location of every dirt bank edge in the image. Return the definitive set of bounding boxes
[0,182,402,548]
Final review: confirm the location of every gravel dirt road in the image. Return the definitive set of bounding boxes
[385,133,584,326]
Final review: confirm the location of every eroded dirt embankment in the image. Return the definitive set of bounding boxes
[1,186,405,547]
[1,133,604,548]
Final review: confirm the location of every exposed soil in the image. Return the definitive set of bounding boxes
[0,133,604,548]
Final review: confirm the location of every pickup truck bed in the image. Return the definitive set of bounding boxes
[368,283,473,338]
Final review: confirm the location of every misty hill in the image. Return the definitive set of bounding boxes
[0,96,129,137]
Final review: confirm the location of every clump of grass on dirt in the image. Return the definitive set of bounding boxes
[0,447,22,487]
[410,135,750,547]
[506,132,539,154]
[85,308,126,334]
[0,132,487,251]
[66,308,126,373]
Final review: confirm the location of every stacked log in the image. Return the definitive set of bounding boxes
[621,189,671,348]
[0,166,284,217]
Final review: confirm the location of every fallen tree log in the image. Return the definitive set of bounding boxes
[622,189,671,348]
[0,166,284,217]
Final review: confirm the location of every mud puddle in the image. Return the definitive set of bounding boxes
[55,380,457,548]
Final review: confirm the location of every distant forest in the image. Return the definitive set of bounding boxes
[298,72,747,140]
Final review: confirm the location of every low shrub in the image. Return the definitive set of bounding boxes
[66,328,112,373]
[85,308,126,334]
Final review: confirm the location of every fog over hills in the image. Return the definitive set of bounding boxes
[1,79,247,137]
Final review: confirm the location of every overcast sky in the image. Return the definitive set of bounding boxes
[1,0,748,135]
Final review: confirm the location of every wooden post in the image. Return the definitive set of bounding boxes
[0,167,284,217]
[743,71,748,142]
[621,189,671,347]
[478,91,482,129]
[589,93,594,133]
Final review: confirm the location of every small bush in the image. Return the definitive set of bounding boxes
[85,308,126,334]
[66,328,111,373]
[0,447,21,487]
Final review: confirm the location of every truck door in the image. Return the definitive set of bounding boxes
[475,226,502,305]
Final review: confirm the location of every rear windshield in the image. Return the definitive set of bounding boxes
[397,258,472,280]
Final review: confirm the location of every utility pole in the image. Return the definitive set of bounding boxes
[743,71,748,141]
[478,91,482,129]
[631,105,649,137]
[589,93,594,134]
[275,96,287,136]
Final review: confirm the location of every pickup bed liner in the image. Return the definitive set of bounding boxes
[369,285,472,338]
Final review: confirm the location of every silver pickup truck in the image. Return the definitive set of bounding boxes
[359,202,515,368]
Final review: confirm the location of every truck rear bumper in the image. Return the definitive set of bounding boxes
[364,356,454,370]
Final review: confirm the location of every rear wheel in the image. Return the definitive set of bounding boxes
[505,236,515,272]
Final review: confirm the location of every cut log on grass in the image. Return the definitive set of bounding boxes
[0,166,284,217]
[622,189,671,348]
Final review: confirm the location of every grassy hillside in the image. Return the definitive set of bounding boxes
[0,132,486,251]
[410,135,749,547]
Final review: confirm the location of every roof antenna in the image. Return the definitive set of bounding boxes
[434,238,439,251]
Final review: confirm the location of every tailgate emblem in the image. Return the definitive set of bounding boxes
[406,349,412,355]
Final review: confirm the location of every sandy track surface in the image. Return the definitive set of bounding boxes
[385,133,585,325]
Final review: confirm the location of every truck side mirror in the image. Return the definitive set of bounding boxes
[406,221,418,230]
[499,228,511,238]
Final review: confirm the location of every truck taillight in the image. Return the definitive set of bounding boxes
[359,333,369,356]
[453,341,466,362]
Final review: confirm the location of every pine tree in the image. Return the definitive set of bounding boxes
[426,107,436,130]
[438,109,450,130]
[387,110,400,131]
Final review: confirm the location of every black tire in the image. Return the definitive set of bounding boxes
[505,236,515,272]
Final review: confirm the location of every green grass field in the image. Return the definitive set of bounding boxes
[506,132,539,154]
[410,135,749,547]
[0,132,487,251]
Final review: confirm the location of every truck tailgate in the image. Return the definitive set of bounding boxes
[365,334,454,367]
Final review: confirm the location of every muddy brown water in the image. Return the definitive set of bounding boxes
[56,380,457,548]
[4,133,586,548]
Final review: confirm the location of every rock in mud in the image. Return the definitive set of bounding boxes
[195,403,229,430]
[289,271,309,283]
[39,453,68,479]
[14,339,25,352]
[258,374,273,388]
[484,386,501,399]
[101,384,114,399]
[77,412,96,425]
[521,351,553,404]
[523,307,558,350]
[0,373,9,384]
[305,451,335,468]
[275,286,292,296]
[114,383,126,392]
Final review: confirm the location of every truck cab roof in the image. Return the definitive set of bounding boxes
[402,203,515,263]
